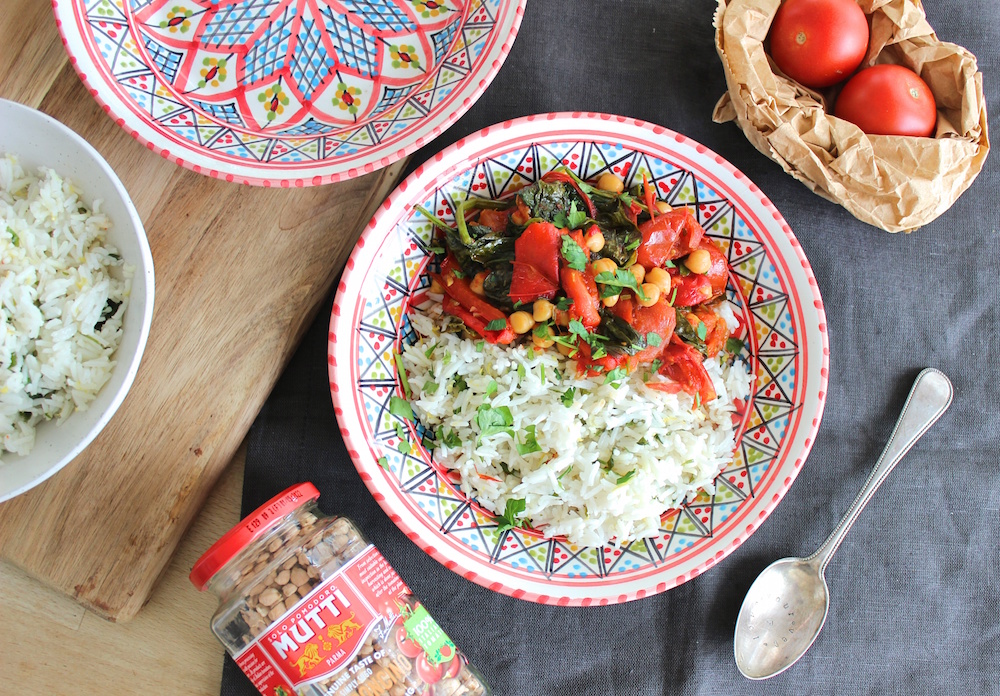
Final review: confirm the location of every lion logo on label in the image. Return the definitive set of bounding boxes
[327,612,362,647]
[293,643,323,676]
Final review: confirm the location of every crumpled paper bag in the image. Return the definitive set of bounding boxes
[713,0,989,232]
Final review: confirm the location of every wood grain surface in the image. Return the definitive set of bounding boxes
[0,0,406,621]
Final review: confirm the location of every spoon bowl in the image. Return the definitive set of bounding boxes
[734,557,829,679]
[733,368,953,679]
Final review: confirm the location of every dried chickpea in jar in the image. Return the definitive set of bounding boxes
[190,483,490,696]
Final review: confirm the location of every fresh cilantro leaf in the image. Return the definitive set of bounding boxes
[696,321,707,340]
[568,319,589,341]
[389,395,413,421]
[527,347,536,360]
[436,427,462,448]
[616,469,637,485]
[694,393,702,409]
[485,318,507,332]
[423,381,439,395]
[476,340,485,352]
[516,363,526,381]
[555,296,574,311]
[7,227,18,246]
[625,237,641,251]
[560,235,588,271]
[725,337,745,354]
[540,364,546,382]
[646,332,662,347]
[394,352,411,399]
[492,498,527,534]
[555,368,563,381]
[452,374,468,392]
[619,192,634,206]
[486,379,498,397]
[452,269,466,279]
[394,422,407,440]
[595,269,647,301]
[650,359,663,373]
[532,321,553,339]
[429,244,446,255]
[476,403,514,440]
[442,351,452,365]
[555,201,588,229]
[377,456,389,470]
[561,387,575,407]
[604,367,629,385]
[516,425,542,456]
[424,342,438,359]
[397,440,412,455]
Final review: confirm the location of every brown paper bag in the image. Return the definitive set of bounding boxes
[713,0,989,232]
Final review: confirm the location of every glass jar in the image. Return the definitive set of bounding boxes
[190,482,490,696]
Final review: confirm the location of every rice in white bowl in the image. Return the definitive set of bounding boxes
[0,154,131,461]
[401,305,752,547]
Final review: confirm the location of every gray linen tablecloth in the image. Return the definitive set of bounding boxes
[222,1,1000,693]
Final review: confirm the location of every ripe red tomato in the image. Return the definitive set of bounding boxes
[834,64,937,137]
[415,653,446,684]
[768,0,869,88]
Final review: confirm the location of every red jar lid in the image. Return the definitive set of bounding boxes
[189,482,320,591]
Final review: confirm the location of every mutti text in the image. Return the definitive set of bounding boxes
[270,588,352,659]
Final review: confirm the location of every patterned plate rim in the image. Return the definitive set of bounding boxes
[49,0,527,186]
[330,111,830,605]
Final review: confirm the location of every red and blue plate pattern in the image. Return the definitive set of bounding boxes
[329,113,829,605]
[52,0,525,185]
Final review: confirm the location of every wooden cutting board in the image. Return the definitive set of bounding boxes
[0,0,407,621]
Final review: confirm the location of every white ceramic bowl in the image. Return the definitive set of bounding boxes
[0,98,155,503]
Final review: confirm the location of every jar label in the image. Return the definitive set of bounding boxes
[234,544,453,695]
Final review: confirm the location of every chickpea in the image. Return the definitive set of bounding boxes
[470,271,488,296]
[645,266,672,294]
[510,310,534,335]
[532,298,554,323]
[686,248,712,275]
[556,340,575,357]
[429,277,444,294]
[597,172,625,193]
[592,257,617,276]
[554,309,570,327]
[629,263,646,285]
[585,228,605,253]
[655,200,672,214]
[638,282,661,307]
[532,334,554,349]
[602,294,620,308]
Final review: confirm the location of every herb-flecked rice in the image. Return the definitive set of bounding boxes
[401,305,752,547]
[0,154,131,461]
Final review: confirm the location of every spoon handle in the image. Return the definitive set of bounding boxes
[809,368,953,573]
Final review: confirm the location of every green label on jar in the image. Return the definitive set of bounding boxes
[403,603,457,666]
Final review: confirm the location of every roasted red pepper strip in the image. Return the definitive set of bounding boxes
[437,255,514,343]
[574,339,632,378]
[516,221,561,285]
[509,261,558,303]
[560,266,601,329]
[477,207,511,233]
[672,273,713,307]
[690,305,727,358]
[630,298,677,363]
[697,237,729,300]
[642,172,657,220]
[440,296,515,344]
[658,335,716,403]
[636,207,706,268]
[541,170,597,218]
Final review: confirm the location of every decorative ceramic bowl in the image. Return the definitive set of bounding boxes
[0,99,155,503]
[328,112,829,605]
[52,0,525,186]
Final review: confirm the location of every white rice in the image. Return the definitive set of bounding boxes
[401,303,752,547]
[0,154,131,461]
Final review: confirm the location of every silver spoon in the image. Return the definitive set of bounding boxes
[733,367,953,680]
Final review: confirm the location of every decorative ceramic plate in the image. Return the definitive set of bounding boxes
[52,0,525,186]
[329,113,829,605]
